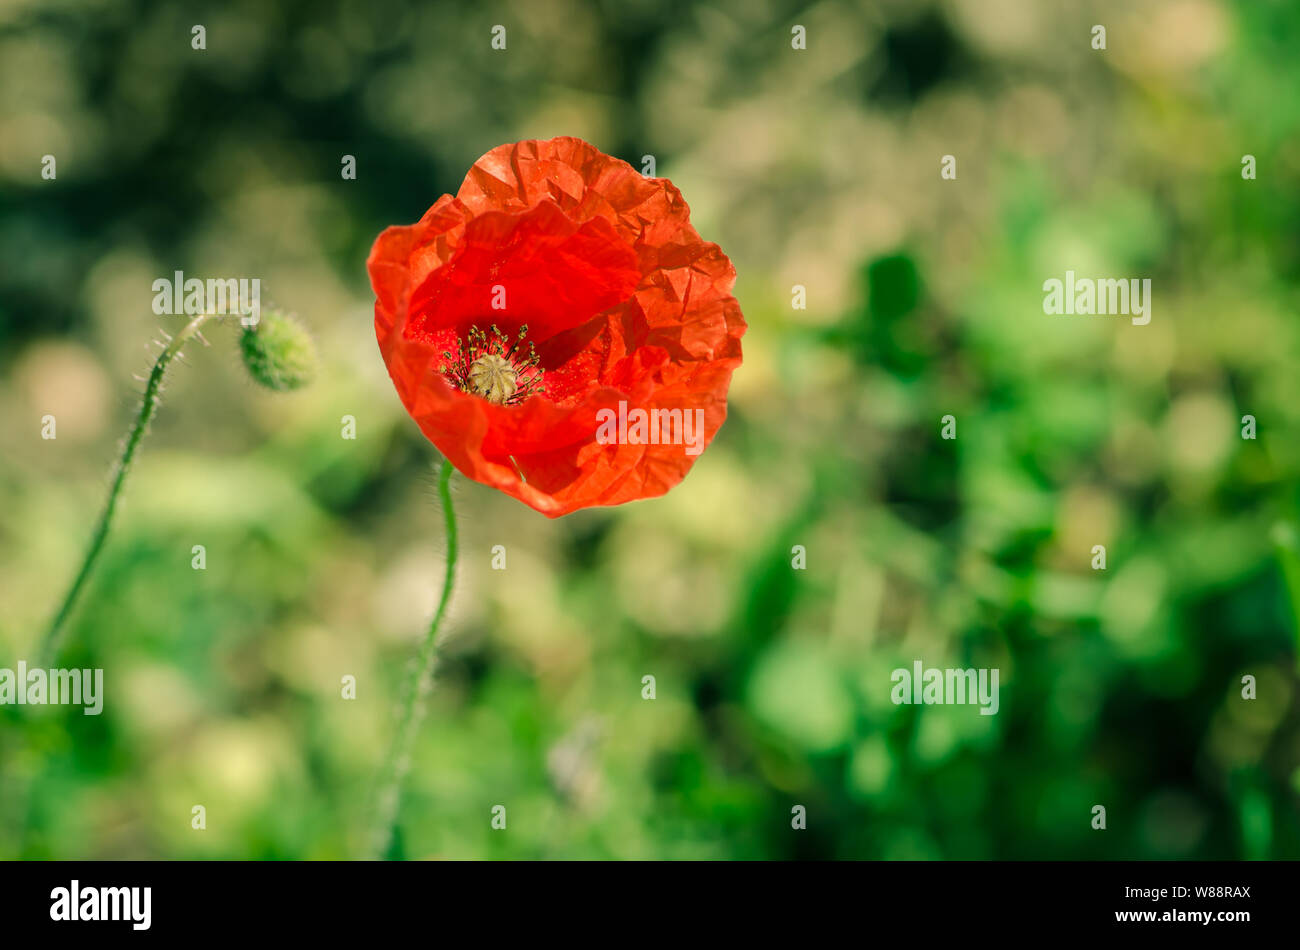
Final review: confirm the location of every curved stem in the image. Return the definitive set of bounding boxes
[369,457,458,859]
[36,312,212,666]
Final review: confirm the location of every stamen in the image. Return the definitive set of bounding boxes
[441,323,545,406]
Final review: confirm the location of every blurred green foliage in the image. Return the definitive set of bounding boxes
[1,0,1298,859]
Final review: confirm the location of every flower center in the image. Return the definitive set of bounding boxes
[467,353,517,404]
[442,324,544,406]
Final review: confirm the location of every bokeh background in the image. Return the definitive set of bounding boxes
[2,0,1298,859]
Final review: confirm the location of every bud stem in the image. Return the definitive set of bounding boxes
[36,312,213,666]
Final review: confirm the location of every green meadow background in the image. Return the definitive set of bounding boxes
[1,0,1298,859]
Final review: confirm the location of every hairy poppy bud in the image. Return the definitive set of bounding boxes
[240,308,316,391]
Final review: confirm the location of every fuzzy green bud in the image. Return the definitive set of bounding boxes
[240,309,316,391]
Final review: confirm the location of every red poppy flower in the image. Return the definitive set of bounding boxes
[368,137,746,517]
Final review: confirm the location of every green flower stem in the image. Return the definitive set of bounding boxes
[369,457,458,859]
[36,312,213,667]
